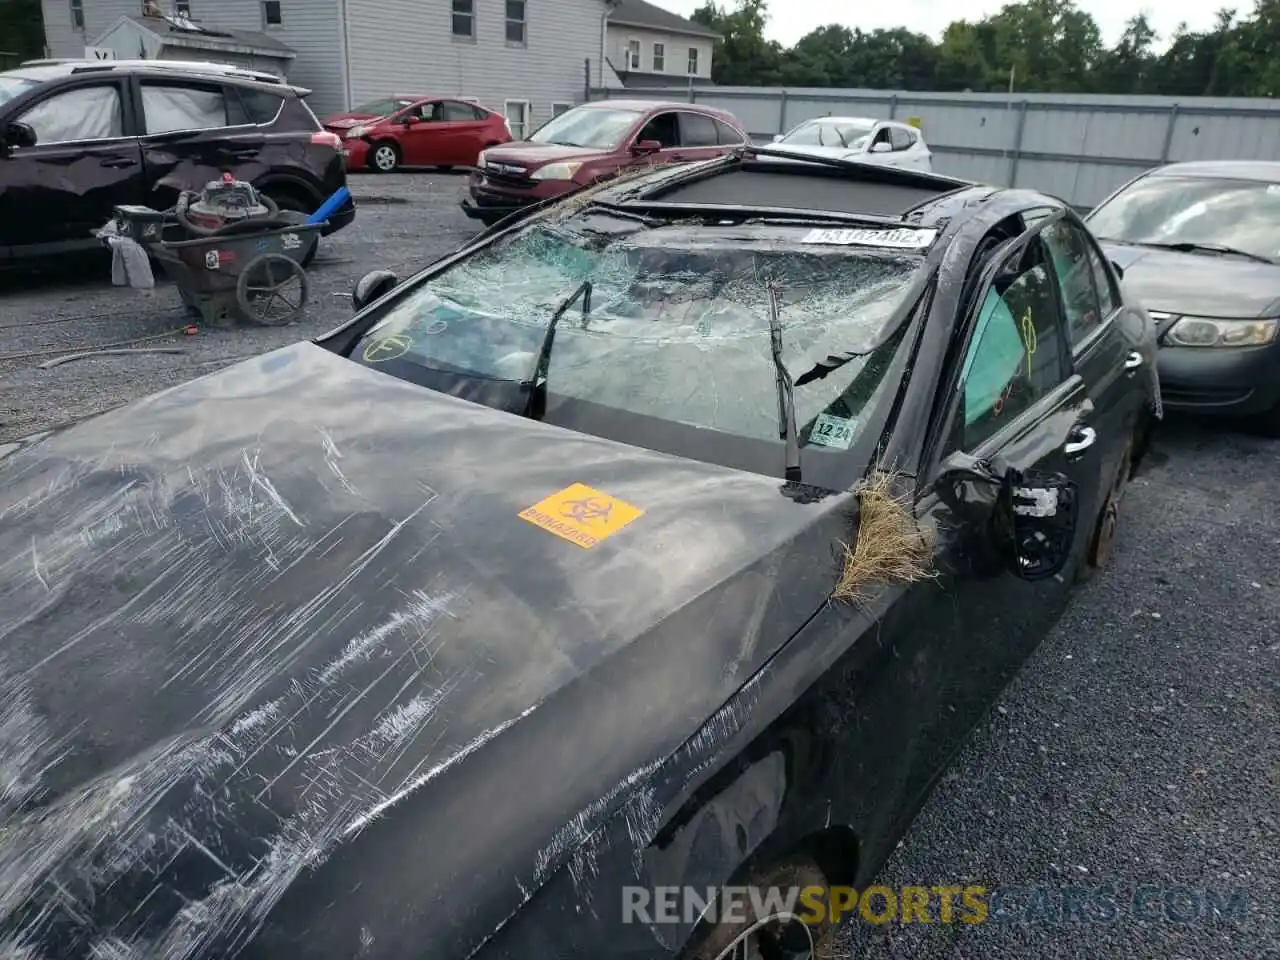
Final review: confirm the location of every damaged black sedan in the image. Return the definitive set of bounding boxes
[0,150,1160,960]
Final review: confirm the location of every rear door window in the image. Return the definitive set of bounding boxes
[678,112,719,147]
[889,126,914,151]
[141,82,228,135]
[442,100,479,122]
[228,86,284,125]
[16,83,124,143]
[714,119,744,145]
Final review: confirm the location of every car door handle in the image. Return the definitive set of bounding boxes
[1063,425,1097,457]
[1124,350,1144,371]
[99,157,138,168]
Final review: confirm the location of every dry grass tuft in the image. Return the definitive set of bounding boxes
[833,470,936,605]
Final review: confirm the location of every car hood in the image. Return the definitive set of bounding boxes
[0,342,845,958]
[482,141,612,168]
[1099,242,1280,318]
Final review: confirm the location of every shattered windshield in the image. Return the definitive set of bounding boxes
[351,218,924,469]
[1087,174,1280,263]
[528,106,643,149]
[782,120,875,150]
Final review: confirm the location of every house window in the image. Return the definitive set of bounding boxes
[175,0,191,13]
[69,0,85,30]
[627,39,641,70]
[261,1,282,26]
[551,102,572,118]
[505,99,529,139]
[687,47,699,75]
[652,42,665,71]
[505,0,526,44]
[452,0,474,38]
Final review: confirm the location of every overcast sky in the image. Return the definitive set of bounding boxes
[654,0,1218,50]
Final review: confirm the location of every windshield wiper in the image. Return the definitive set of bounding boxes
[766,281,802,483]
[522,280,592,420]
[1137,241,1276,264]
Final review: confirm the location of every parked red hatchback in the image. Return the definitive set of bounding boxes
[328,97,512,173]
[460,99,748,226]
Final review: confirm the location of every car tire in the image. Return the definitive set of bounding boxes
[680,855,835,960]
[369,142,401,173]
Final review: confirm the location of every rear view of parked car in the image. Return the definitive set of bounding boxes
[460,99,749,226]
[0,60,354,261]
[329,97,512,173]
[770,116,933,172]
[1086,160,1280,435]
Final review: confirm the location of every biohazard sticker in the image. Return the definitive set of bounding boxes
[800,227,938,249]
[518,482,644,549]
[808,413,856,450]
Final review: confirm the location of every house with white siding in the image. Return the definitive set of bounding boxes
[604,0,718,89]
[41,0,625,131]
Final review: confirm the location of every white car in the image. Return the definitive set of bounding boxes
[766,116,933,172]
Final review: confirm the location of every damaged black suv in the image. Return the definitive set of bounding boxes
[0,148,1158,959]
[0,59,353,260]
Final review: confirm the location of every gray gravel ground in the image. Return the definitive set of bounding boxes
[1,173,1276,959]
[0,171,476,443]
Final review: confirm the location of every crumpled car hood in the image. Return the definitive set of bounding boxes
[0,343,842,958]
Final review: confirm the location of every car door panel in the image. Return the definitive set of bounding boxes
[0,79,143,250]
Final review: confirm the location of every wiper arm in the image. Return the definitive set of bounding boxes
[522,280,592,420]
[1139,241,1275,264]
[766,281,802,483]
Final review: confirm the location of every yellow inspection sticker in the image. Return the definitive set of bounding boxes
[518,482,644,549]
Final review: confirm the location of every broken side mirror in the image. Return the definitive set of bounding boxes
[870,141,892,154]
[934,454,1079,582]
[352,269,398,311]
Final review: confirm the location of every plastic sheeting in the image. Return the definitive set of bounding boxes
[16,85,122,144]
[141,85,227,136]
[359,221,921,445]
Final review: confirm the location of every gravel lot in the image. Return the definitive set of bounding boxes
[1,173,1275,958]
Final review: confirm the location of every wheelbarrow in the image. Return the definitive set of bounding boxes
[111,200,322,327]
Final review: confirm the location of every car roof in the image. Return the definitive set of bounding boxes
[796,116,881,126]
[587,98,734,117]
[1150,160,1280,183]
[4,59,288,87]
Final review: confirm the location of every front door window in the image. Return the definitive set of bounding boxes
[16,84,123,144]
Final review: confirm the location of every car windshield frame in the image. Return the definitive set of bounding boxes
[338,213,938,487]
[526,106,645,150]
[782,120,876,150]
[1087,173,1280,264]
[0,76,39,108]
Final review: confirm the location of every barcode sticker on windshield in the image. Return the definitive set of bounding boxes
[800,227,938,249]
[808,413,856,450]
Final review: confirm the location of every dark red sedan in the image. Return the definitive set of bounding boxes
[460,99,749,225]
[325,97,512,173]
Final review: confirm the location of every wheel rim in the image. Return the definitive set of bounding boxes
[242,256,305,324]
[718,915,814,960]
[374,146,396,170]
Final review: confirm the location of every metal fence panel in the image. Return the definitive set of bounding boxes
[589,85,1280,210]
